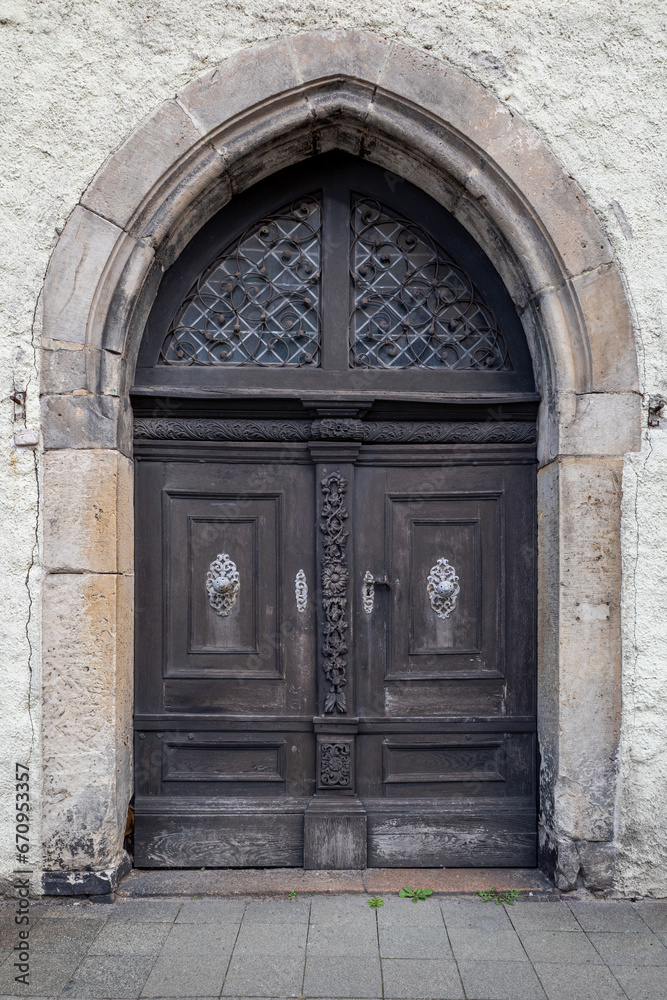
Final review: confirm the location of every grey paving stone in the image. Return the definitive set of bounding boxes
[0,918,41,950]
[105,900,183,923]
[377,896,445,927]
[457,959,547,1000]
[381,958,464,999]
[534,963,627,1000]
[441,898,512,930]
[307,923,378,957]
[635,903,667,944]
[309,897,375,926]
[223,954,305,996]
[519,930,603,964]
[87,920,172,955]
[447,926,527,963]
[29,917,105,953]
[233,921,307,955]
[0,950,81,995]
[611,963,667,1000]
[141,923,237,997]
[176,899,246,924]
[32,904,100,919]
[508,902,580,932]
[569,901,649,932]
[62,954,155,998]
[243,900,310,925]
[588,930,667,965]
[378,924,452,960]
[303,955,382,997]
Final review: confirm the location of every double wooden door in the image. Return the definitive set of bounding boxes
[134,433,537,868]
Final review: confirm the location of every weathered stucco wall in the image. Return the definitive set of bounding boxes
[1,0,665,894]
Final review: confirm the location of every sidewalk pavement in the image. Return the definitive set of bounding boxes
[1,891,667,1000]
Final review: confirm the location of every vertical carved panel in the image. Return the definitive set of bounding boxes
[320,473,349,714]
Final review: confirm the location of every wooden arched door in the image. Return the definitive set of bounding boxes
[132,154,538,869]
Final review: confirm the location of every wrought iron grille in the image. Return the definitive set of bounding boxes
[160,196,322,366]
[350,198,511,370]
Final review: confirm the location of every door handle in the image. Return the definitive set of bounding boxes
[362,571,390,614]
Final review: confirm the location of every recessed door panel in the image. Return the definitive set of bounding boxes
[166,493,280,675]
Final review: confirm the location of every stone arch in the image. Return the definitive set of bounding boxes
[40,29,640,893]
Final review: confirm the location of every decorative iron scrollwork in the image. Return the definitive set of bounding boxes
[427,557,460,619]
[319,741,352,787]
[161,197,322,367]
[320,473,349,714]
[362,571,375,615]
[295,569,308,613]
[206,554,240,617]
[350,198,510,371]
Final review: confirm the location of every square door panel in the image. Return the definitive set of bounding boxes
[165,493,280,677]
[387,495,502,679]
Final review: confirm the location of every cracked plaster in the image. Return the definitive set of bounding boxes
[0,0,665,895]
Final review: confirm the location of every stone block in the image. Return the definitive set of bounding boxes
[178,40,299,134]
[43,449,121,573]
[81,99,204,229]
[484,115,614,280]
[42,393,132,453]
[92,234,156,355]
[577,841,617,891]
[40,340,89,394]
[42,206,123,345]
[378,43,514,148]
[558,392,642,457]
[290,29,389,85]
[570,265,640,392]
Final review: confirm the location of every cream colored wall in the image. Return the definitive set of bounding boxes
[1,0,665,894]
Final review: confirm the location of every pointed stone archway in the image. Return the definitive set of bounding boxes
[40,29,640,893]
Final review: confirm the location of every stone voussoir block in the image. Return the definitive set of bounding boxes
[570,264,639,393]
[290,29,390,86]
[177,39,300,135]
[558,391,642,457]
[81,99,205,230]
[43,206,124,346]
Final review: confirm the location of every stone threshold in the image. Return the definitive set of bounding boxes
[117,866,557,898]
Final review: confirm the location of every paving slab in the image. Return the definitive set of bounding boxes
[141,923,237,998]
[508,901,580,931]
[307,923,378,957]
[176,899,246,924]
[61,954,155,998]
[381,958,464,999]
[611,963,667,1000]
[447,926,527,963]
[569,900,650,932]
[233,921,307,955]
[441,898,512,930]
[104,900,183,923]
[363,867,553,895]
[309,897,377,926]
[243,900,311,924]
[28,918,105,954]
[376,896,445,927]
[86,921,171,955]
[588,930,667,965]
[518,930,603,964]
[457,959,547,1000]
[303,955,382,998]
[378,924,451,959]
[635,902,667,944]
[0,951,81,996]
[223,954,305,997]
[534,962,628,1000]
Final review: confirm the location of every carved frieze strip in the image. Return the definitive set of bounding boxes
[320,472,349,715]
[134,417,536,444]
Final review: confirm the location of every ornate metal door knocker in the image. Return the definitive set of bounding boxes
[427,557,460,619]
[206,553,240,617]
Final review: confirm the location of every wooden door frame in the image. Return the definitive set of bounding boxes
[39,30,640,895]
